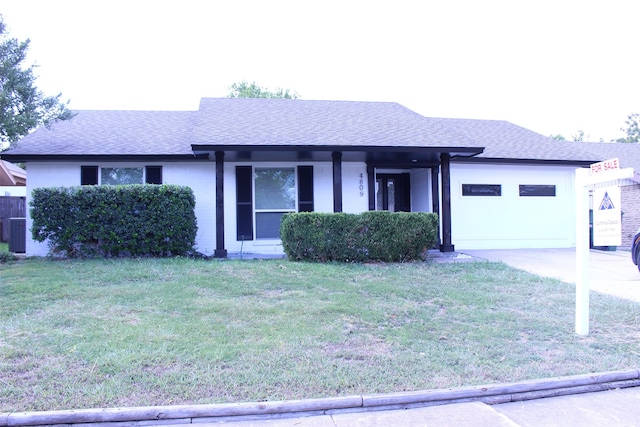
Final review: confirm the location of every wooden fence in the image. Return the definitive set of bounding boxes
[0,196,26,242]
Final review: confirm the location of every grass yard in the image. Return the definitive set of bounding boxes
[0,242,8,253]
[1,257,639,412]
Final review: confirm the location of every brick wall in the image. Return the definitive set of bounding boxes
[621,184,640,247]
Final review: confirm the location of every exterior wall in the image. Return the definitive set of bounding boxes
[341,162,369,214]
[222,161,369,255]
[22,160,374,257]
[450,163,577,250]
[313,164,334,212]
[410,168,432,212]
[621,184,640,247]
[24,162,84,256]
[162,162,216,255]
[23,159,589,255]
[22,161,216,256]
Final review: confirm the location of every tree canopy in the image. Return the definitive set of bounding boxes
[0,16,74,150]
[550,131,586,142]
[227,80,299,99]
[615,112,639,143]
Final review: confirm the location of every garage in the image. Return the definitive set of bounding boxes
[450,162,577,250]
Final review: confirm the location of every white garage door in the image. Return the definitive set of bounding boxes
[450,163,576,249]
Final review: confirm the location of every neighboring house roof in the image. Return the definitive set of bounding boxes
[579,142,640,170]
[0,160,26,186]
[2,97,640,167]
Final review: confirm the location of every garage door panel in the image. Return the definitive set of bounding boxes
[451,164,575,249]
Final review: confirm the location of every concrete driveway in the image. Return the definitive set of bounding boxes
[461,248,640,303]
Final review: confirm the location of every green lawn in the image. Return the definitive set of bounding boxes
[0,242,8,253]
[1,257,639,412]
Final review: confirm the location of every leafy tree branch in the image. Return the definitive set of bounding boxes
[0,15,74,150]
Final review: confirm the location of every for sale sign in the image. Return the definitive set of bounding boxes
[592,186,621,246]
[590,158,620,176]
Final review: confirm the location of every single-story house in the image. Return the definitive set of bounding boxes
[2,98,639,257]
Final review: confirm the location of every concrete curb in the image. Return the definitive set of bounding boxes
[2,369,639,426]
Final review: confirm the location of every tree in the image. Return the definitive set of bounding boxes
[227,80,299,99]
[550,134,566,141]
[0,16,74,150]
[615,112,639,143]
[571,129,586,142]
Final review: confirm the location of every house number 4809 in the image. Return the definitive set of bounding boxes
[359,173,364,197]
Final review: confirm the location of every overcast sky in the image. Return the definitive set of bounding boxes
[2,0,639,142]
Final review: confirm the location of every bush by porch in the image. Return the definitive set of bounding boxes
[280,211,439,262]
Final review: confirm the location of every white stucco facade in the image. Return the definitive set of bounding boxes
[19,159,579,257]
[410,168,433,213]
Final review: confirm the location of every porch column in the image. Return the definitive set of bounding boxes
[431,166,442,248]
[367,164,376,211]
[332,151,343,212]
[214,151,227,258]
[439,153,455,252]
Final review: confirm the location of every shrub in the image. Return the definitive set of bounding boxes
[0,251,17,263]
[280,211,438,262]
[31,185,197,258]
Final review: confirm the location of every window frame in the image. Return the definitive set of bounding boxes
[518,184,556,197]
[461,183,502,197]
[100,167,144,186]
[80,165,163,185]
[253,167,297,240]
[235,165,314,242]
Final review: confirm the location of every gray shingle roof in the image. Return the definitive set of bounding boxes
[3,98,640,167]
[191,98,481,149]
[577,142,640,170]
[3,110,196,156]
[432,118,605,163]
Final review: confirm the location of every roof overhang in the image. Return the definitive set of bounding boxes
[191,144,484,167]
[453,156,598,167]
[0,154,209,163]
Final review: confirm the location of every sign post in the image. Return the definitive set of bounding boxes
[575,168,590,336]
[575,158,632,335]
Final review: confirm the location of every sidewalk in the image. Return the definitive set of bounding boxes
[7,371,640,426]
[177,386,640,426]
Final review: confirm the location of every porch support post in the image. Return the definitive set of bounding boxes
[439,153,455,252]
[214,151,227,258]
[332,151,343,212]
[367,164,376,211]
[431,166,442,248]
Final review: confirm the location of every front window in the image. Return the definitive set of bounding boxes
[254,168,296,239]
[101,167,143,185]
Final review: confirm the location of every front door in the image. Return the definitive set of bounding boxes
[376,173,410,212]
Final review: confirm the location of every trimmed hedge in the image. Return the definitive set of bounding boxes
[31,185,197,257]
[280,211,438,262]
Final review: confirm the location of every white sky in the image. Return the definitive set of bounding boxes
[2,0,639,142]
